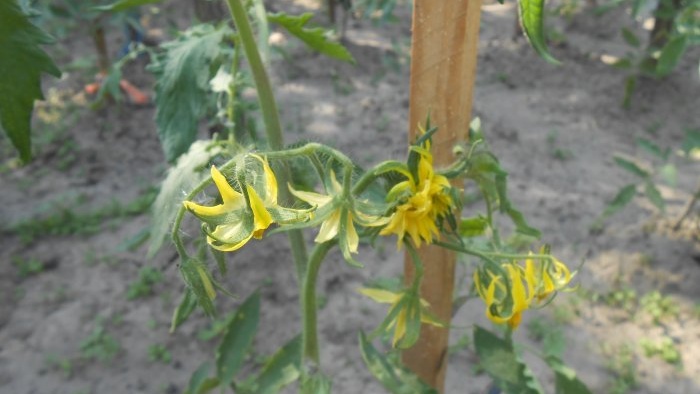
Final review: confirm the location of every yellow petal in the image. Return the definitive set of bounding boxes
[345,212,359,254]
[393,309,407,347]
[358,288,401,304]
[207,232,253,252]
[196,265,216,300]
[211,166,244,206]
[329,170,343,194]
[288,185,333,207]
[315,209,341,243]
[247,185,273,234]
[507,264,530,310]
[260,156,279,205]
[183,200,229,217]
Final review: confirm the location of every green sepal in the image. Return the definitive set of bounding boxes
[211,247,227,275]
[0,0,61,163]
[267,12,354,63]
[394,292,422,349]
[358,331,438,394]
[170,288,198,333]
[179,259,217,317]
[339,208,363,268]
[216,291,261,386]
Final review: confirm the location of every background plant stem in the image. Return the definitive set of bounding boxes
[224,0,308,281]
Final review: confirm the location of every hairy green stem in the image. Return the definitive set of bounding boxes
[224,0,308,280]
[301,241,335,365]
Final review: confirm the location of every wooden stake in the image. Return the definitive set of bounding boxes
[402,1,482,391]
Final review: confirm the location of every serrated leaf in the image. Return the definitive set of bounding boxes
[216,291,260,385]
[614,156,649,178]
[358,331,438,394]
[546,357,593,394]
[459,216,488,237]
[150,24,226,162]
[602,184,637,217]
[518,0,561,64]
[636,138,668,160]
[644,181,665,212]
[254,336,302,394]
[93,0,162,13]
[621,28,640,48]
[656,36,688,77]
[185,362,220,394]
[148,140,223,257]
[170,288,198,333]
[0,0,61,163]
[474,326,543,393]
[268,13,354,62]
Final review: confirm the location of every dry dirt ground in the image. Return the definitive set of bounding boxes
[1,1,699,393]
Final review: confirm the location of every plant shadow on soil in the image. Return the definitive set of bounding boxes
[1,0,699,393]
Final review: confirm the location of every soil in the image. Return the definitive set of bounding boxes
[1,1,699,393]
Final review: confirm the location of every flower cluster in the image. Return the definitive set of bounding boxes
[184,154,310,252]
[380,140,454,248]
[473,252,573,329]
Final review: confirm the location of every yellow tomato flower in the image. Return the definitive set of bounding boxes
[380,146,453,248]
[525,253,572,302]
[184,155,308,252]
[474,264,532,329]
[289,171,388,265]
[359,287,443,348]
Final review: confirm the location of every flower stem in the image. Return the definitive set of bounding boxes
[224,0,308,281]
[301,241,335,365]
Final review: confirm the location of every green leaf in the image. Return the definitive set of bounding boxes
[216,291,260,385]
[358,332,438,394]
[148,140,223,257]
[93,0,162,13]
[211,247,227,275]
[602,184,637,217]
[659,163,677,187]
[546,357,593,394]
[254,336,302,394]
[0,0,61,163]
[170,288,198,333]
[150,24,226,162]
[621,28,640,48]
[656,36,688,77]
[474,326,543,393]
[185,362,221,394]
[644,181,665,212]
[267,13,354,62]
[518,0,561,64]
[459,216,488,237]
[636,138,668,160]
[614,156,649,178]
